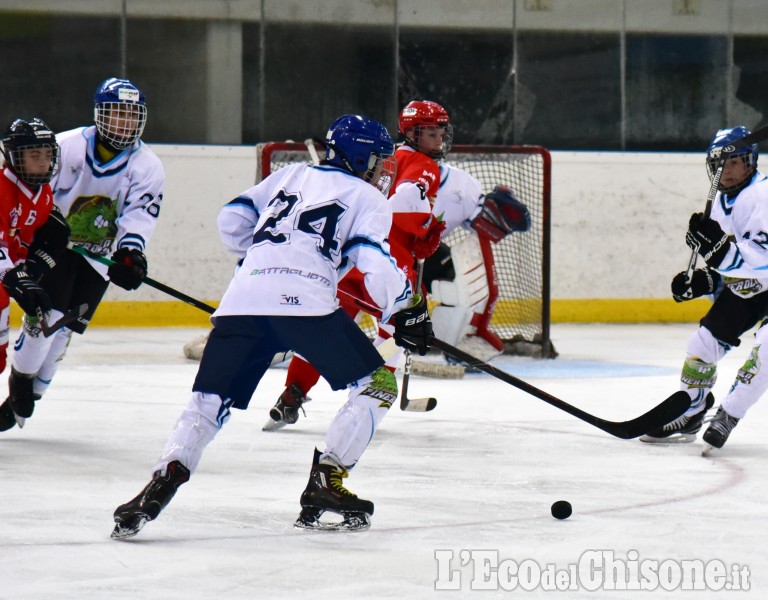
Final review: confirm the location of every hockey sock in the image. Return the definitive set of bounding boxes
[324,367,397,468]
[11,310,65,379]
[153,391,228,475]
[679,326,728,416]
[285,355,322,396]
[721,325,768,419]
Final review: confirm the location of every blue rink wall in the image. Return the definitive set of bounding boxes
[15,145,712,327]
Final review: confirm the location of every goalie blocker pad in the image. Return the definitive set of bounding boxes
[428,233,501,362]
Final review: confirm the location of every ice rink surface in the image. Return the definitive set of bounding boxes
[1,324,766,599]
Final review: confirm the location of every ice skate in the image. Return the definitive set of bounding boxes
[262,383,311,431]
[0,398,17,432]
[294,454,373,532]
[640,392,714,443]
[8,368,40,421]
[112,460,190,540]
[701,406,740,455]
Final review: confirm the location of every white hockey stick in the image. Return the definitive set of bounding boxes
[304,138,321,166]
[399,260,437,412]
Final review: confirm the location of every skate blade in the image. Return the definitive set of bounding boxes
[294,509,371,532]
[701,443,715,457]
[111,516,149,540]
[639,432,698,444]
[261,417,287,432]
[14,414,26,429]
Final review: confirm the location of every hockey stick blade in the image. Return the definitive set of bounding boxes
[40,303,89,338]
[431,337,691,439]
[399,349,437,412]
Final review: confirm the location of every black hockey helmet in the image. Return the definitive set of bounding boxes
[1,118,60,187]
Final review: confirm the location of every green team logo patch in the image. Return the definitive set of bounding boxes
[363,366,397,408]
[67,195,118,255]
[681,356,717,388]
[737,345,760,385]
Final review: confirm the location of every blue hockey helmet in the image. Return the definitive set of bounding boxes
[706,126,758,195]
[93,77,147,150]
[1,117,60,187]
[324,115,397,194]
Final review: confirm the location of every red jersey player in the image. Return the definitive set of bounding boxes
[0,118,70,431]
[264,100,452,430]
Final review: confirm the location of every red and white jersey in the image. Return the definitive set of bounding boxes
[216,163,412,322]
[387,145,441,283]
[51,126,165,277]
[432,164,485,237]
[0,168,55,277]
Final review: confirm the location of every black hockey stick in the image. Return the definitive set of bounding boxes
[431,336,691,439]
[39,303,89,337]
[686,123,768,280]
[400,260,437,412]
[69,245,216,315]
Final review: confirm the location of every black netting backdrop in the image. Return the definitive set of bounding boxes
[256,143,552,357]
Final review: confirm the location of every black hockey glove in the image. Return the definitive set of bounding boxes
[685,213,730,267]
[671,269,722,303]
[392,294,433,356]
[108,247,148,290]
[2,265,52,316]
[24,208,71,281]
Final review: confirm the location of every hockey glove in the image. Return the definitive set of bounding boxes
[24,208,71,281]
[685,213,730,267]
[412,216,446,260]
[471,186,531,243]
[671,269,722,303]
[392,294,433,356]
[2,265,52,316]
[108,247,148,290]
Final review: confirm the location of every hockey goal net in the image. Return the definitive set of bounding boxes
[256,142,554,358]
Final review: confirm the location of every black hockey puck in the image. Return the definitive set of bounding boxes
[551,500,572,520]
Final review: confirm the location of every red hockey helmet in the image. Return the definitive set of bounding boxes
[398,100,450,135]
[398,100,453,159]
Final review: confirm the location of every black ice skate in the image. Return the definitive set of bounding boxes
[640,392,714,443]
[111,460,190,540]
[702,406,740,454]
[295,453,373,532]
[0,398,17,432]
[8,368,41,424]
[262,383,311,431]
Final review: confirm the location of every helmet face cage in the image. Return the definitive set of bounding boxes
[398,100,453,159]
[1,118,60,187]
[94,102,147,150]
[408,123,454,159]
[705,126,758,194]
[324,115,396,193]
[93,78,147,150]
[365,154,398,196]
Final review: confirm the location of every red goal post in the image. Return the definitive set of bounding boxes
[256,142,554,358]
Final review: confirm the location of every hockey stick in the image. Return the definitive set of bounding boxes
[431,336,691,439]
[686,123,768,280]
[39,303,89,337]
[68,245,216,315]
[400,260,437,412]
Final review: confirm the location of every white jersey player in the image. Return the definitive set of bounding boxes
[5,77,164,428]
[425,163,530,360]
[111,115,432,538]
[641,125,768,450]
